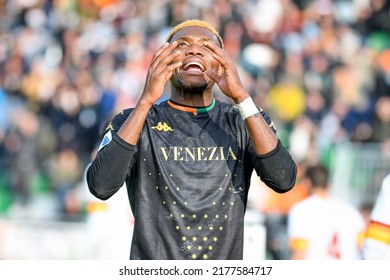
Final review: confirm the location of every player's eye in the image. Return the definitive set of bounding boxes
[178,42,188,47]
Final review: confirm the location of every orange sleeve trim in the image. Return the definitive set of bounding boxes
[365,221,390,244]
[87,202,109,213]
[290,238,308,250]
[357,232,366,248]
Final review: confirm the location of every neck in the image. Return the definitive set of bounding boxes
[170,90,213,107]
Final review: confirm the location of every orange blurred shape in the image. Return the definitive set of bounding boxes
[378,50,390,72]
[93,0,118,7]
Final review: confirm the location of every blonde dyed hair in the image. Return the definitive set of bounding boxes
[166,19,224,48]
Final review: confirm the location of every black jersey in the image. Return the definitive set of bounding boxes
[87,99,296,260]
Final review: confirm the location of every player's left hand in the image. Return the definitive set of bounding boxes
[203,41,248,103]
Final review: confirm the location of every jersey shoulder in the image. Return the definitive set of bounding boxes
[102,108,132,134]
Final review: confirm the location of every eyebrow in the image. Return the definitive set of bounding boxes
[175,35,220,47]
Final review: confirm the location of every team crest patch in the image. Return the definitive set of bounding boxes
[98,130,112,151]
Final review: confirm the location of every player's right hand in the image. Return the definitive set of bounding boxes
[140,41,182,105]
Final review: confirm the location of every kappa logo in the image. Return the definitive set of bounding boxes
[152,122,174,132]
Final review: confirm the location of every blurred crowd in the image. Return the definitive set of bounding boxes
[0,0,389,224]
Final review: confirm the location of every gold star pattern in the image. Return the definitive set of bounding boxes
[164,181,232,260]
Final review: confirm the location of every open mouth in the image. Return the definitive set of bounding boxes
[182,62,205,73]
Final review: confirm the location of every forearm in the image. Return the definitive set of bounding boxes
[232,94,278,155]
[232,95,296,191]
[87,97,153,199]
[117,98,154,145]
[245,113,278,155]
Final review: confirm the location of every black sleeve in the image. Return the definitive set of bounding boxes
[254,140,297,193]
[86,134,137,200]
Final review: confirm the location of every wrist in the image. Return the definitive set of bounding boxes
[235,96,261,120]
[232,92,250,104]
[137,97,155,109]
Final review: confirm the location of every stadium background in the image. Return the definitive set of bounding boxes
[0,0,389,259]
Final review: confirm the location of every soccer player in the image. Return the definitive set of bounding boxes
[287,164,366,260]
[362,172,390,259]
[86,19,297,260]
